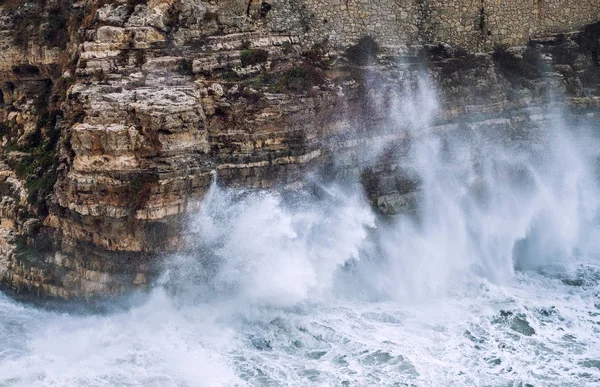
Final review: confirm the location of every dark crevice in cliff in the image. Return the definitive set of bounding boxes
[576,21,600,66]
[478,1,486,32]
[126,0,147,15]
[344,36,379,66]
[491,45,541,85]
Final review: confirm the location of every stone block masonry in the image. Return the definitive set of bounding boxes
[288,0,600,50]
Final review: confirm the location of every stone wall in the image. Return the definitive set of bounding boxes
[431,0,600,49]
[289,0,600,50]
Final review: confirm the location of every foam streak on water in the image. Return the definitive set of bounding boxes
[1,81,600,386]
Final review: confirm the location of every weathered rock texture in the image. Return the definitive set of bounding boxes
[0,0,599,299]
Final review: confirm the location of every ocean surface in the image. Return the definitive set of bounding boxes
[1,266,600,386]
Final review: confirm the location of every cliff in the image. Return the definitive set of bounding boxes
[0,0,599,299]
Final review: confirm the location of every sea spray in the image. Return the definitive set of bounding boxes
[165,183,376,306]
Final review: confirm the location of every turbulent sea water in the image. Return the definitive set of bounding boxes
[1,82,600,386]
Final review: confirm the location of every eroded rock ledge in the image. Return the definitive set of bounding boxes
[0,0,599,299]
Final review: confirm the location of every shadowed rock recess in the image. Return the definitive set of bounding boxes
[0,0,599,300]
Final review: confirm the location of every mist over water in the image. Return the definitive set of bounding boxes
[2,79,600,386]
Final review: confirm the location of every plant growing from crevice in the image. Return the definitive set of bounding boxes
[275,64,325,93]
[478,3,486,32]
[13,236,40,265]
[240,49,269,66]
[12,232,55,270]
[12,111,62,216]
[7,80,63,217]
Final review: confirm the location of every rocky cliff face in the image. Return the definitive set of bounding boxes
[0,0,599,300]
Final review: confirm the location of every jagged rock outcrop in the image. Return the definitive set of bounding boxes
[0,0,599,299]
